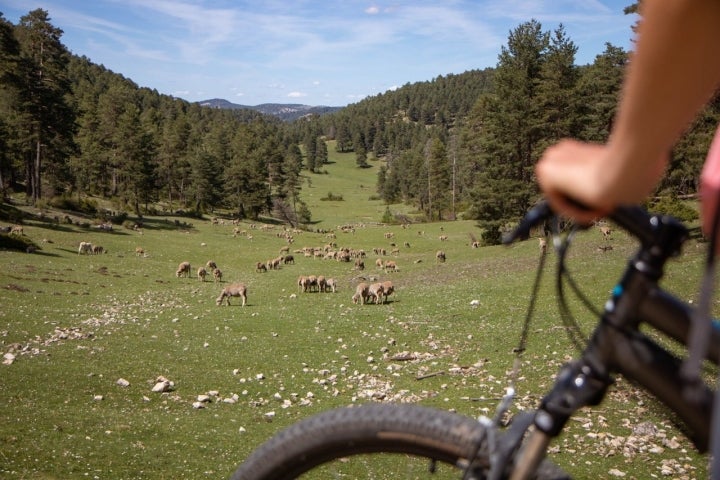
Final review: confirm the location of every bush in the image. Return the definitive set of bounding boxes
[49,195,98,215]
[320,192,344,201]
[647,196,698,223]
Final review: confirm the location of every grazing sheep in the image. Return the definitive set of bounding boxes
[213,268,223,282]
[92,245,105,255]
[380,280,394,303]
[375,258,384,269]
[354,258,365,271]
[471,241,481,248]
[539,237,548,254]
[306,275,318,292]
[176,261,191,278]
[135,246,145,256]
[284,254,295,264]
[352,282,370,304]
[279,245,290,254]
[256,262,267,273]
[325,278,337,293]
[206,261,218,270]
[78,241,93,255]
[599,225,612,241]
[383,260,398,272]
[436,250,446,263]
[198,267,207,281]
[10,225,24,235]
[317,275,327,293]
[297,275,309,292]
[439,235,448,241]
[216,283,247,306]
[368,282,385,304]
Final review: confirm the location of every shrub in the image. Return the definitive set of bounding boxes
[320,192,344,201]
[647,196,698,223]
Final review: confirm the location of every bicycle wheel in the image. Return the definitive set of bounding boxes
[229,403,569,479]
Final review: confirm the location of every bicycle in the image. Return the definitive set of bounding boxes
[229,201,718,479]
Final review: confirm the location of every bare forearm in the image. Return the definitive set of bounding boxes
[609,0,720,178]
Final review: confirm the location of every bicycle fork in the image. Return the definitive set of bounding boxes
[510,358,612,480]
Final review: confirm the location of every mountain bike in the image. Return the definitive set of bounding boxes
[229,201,718,479]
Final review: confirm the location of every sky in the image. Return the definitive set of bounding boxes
[1,0,637,107]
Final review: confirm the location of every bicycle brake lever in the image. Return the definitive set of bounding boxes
[502,202,553,245]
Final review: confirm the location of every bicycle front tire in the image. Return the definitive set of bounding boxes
[229,403,569,479]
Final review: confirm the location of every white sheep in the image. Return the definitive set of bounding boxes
[216,283,247,306]
[78,241,93,255]
[325,278,337,293]
[436,250,446,263]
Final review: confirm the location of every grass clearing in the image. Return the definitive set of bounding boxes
[0,152,713,479]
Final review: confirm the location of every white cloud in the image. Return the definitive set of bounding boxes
[287,91,307,98]
[365,6,380,15]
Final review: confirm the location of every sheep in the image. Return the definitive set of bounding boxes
[283,254,295,264]
[135,246,145,256]
[539,237,548,254]
[352,282,370,304]
[375,258,384,269]
[436,250,446,263]
[368,282,385,304]
[325,278,337,293]
[306,275,318,292]
[380,280,394,303]
[279,245,290,254]
[92,245,105,255]
[78,241,93,255]
[256,261,267,273]
[439,235,448,241]
[213,268,223,283]
[216,283,247,306]
[599,225,612,241]
[198,267,207,281]
[297,275,309,292]
[176,261,191,278]
[10,225,24,235]
[207,261,218,270]
[383,260,398,272]
[354,258,365,271]
[317,275,327,293]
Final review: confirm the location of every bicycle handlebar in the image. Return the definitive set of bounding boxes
[503,201,689,259]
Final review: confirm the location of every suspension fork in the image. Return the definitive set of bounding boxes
[510,355,613,479]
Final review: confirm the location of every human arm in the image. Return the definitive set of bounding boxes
[536,0,720,223]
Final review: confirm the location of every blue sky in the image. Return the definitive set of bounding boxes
[2,1,637,107]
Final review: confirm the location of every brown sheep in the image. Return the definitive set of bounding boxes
[256,262,267,273]
[380,280,394,303]
[383,260,398,272]
[317,275,327,293]
[297,275,308,292]
[207,261,218,270]
[306,275,318,292]
[375,258,384,269]
[436,250,446,263]
[325,278,337,293]
[213,268,223,283]
[197,267,208,281]
[216,283,247,306]
[283,254,295,264]
[176,261,191,278]
[354,258,365,271]
[352,282,370,304]
[135,246,145,256]
[368,282,385,304]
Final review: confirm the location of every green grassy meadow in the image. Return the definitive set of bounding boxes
[0,146,713,479]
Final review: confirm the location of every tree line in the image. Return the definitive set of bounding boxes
[0,9,308,224]
[2,7,718,241]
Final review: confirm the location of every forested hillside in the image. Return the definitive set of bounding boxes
[2,8,719,243]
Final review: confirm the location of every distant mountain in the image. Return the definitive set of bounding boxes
[198,98,343,121]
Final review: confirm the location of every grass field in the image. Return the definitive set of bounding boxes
[0,146,713,479]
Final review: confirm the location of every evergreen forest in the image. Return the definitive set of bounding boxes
[2,6,719,243]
